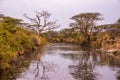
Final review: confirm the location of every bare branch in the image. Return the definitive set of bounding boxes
[24,11,59,34]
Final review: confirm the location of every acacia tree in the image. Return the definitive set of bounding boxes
[70,12,103,43]
[24,11,59,34]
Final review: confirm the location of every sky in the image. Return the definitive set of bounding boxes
[0,0,120,30]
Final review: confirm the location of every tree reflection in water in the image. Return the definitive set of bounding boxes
[68,51,98,80]
[50,43,120,80]
[34,60,48,80]
[61,47,120,80]
[33,59,58,80]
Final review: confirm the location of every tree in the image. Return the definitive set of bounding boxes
[70,12,103,43]
[117,18,120,24]
[0,14,23,30]
[24,11,60,34]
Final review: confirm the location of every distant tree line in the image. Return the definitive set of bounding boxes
[45,12,120,49]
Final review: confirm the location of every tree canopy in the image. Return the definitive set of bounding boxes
[70,12,103,42]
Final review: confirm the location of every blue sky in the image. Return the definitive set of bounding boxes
[0,0,120,29]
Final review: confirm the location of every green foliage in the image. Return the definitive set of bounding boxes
[70,12,103,43]
[0,17,46,70]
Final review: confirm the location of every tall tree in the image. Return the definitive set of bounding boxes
[70,12,103,42]
[24,11,59,34]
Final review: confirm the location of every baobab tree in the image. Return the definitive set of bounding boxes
[24,11,60,34]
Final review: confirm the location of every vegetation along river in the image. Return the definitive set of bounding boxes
[1,43,120,80]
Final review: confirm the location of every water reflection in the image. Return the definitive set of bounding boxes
[17,58,58,80]
[61,50,98,80]
[1,43,120,80]
[62,49,120,80]
[0,50,43,80]
[51,43,120,80]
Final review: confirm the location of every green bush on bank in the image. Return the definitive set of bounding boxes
[0,17,47,70]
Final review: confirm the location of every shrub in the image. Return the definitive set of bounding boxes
[0,17,47,70]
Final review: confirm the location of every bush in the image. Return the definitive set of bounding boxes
[0,17,47,70]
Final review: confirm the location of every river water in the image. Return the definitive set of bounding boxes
[1,43,120,80]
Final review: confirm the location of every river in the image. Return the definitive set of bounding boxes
[1,43,120,80]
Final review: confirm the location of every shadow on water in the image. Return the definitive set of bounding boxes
[1,43,120,80]
[0,49,44,80]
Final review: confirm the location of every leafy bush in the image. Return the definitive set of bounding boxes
[0,17,47,70]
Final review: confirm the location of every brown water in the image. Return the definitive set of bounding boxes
[1,43,120,80]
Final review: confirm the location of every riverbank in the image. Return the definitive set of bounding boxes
[0,17,47,71]
[0,48,45,80]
